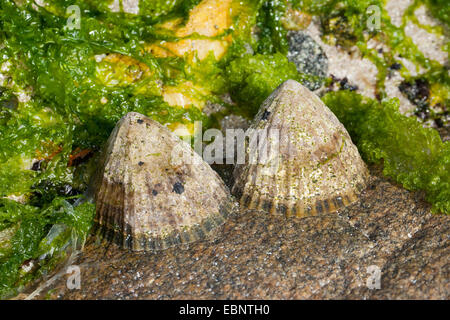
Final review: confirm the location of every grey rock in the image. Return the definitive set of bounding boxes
[287,31,328,90]
[24,166,449,300]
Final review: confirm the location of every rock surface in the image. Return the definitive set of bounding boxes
[287,31,328,90]
[23,161,449,299]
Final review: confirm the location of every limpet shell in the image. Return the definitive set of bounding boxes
[232,80,369,217]
[93,112,234,251]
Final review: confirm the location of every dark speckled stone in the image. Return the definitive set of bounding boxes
[287,31,328,90]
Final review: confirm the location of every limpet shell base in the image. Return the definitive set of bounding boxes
[93,197,235,251]
[233,184,365,218]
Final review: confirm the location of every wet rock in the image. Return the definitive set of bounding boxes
[213,112,251,186]
[219,114,249,133]
[398,77,449,127]
[24,166,449,300]
[389,63,402,70]
[202,101,226,117]
[287,31,328,90]
[398,78,430,112]
[327,75,359,92]
[369,216,449,299]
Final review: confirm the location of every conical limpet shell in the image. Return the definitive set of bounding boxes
[93,112,235,251]
[232,80,369,217]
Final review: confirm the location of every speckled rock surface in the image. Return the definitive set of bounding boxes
[24,161,449,300]
[287,31,328,90]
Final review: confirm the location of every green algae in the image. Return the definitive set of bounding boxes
[323,91,449,215]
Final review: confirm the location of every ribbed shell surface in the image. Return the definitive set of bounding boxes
[232,80,369,217]
[94,112,234,251]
